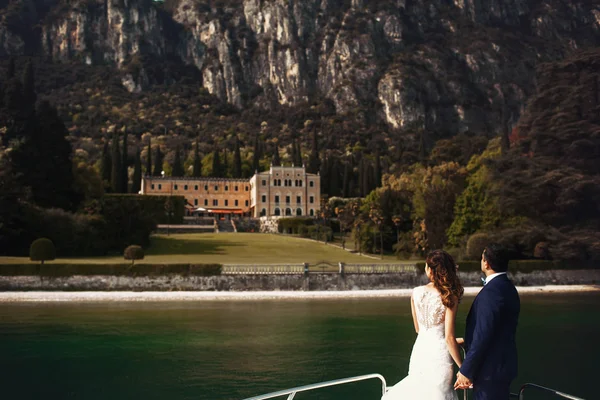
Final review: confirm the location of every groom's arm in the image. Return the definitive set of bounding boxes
[459,294,500,381]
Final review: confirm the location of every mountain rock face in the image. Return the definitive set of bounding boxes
[1,0,599,134]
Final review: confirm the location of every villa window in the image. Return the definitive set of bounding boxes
[296,208,302,216]
[296,196,301,204]
[274,208,280,216]
[174,184,178,190]
[275,195,280,204]
[310,196,314,204]
[299,180,303,187]
[235,200,239,206]
[285,196,290,204]
[151,184,155,190]
[245,186,249,191]
[158,184,162,190]
[309,181,314,187]
[262,179,266,186]
[204,199,208,206]
[235,185,238,191]
[245,200,248,206]
[225,185,229,191]
[260,208,266,216]
[194,199,198,206]
[286,208,292,216]
[204,185,208,191]
[194,185,198,190]
[184,185,188,190]
[262,195,266,202]
[310,209,314,216]
[215,185,219,191]
[213,199,218,206]
[225,200,229,206]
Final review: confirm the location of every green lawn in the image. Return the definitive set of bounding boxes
[0,233,403,265]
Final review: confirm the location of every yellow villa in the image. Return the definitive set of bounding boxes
[141,165,321,219]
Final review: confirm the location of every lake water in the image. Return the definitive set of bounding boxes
[0,292,598,400]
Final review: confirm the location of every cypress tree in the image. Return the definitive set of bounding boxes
[320,153,330,195]
[21,60,36,115]
[272,143,281,166]
[145,137,152,176]
[342,157,351,198]
[7,57,15,79]
[110,133,122,193]
[211,149,221,177]
[329,155,341,197]
[100,140,112,183]
[307,128,320,173]
[121,129,128,192]
[153,146,163,176]
[10,101,79,210]
[291,139,298,166]
[222,148,229,177]
[374,149,382,188]
[252,135,260,172]
[232,136,242,178]
[131,147,142,194]
[172,145,184,177]
[192,139,202,177]
[295,140,303,166]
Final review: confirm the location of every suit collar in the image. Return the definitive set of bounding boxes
[485,272,507,285]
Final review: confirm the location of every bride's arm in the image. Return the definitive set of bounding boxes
[444,300,462,368]
[411,293,419,333]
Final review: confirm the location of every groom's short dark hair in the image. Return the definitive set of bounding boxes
[483,243,510,272]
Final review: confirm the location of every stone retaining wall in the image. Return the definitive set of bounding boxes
[0,270,598,292]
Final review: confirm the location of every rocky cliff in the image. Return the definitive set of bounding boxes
[1,0,599,133]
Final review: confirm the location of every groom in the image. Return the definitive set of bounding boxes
[455,243,520,399]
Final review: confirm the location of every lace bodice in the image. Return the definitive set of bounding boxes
[413,285,446,331]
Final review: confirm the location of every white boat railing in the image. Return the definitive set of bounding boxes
[513,383,585,400]
[241,373,387,400]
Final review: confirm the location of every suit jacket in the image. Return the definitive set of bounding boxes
[460,274,520,383]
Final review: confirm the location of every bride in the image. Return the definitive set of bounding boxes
[383,250,465,400]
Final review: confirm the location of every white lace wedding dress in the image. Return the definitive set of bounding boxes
[382,285,458,400]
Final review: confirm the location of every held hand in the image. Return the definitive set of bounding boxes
[456,337,465,346]
[454,371,472,390]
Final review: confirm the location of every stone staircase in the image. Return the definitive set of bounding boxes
[217,219,235,233]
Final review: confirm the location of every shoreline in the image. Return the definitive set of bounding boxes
[0,285,598,302]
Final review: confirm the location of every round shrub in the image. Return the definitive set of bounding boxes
[30,238,56,265]
[466,232,491,260]
[124,245,145,265]
[534,241,551,260]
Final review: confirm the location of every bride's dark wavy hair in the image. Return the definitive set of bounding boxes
[426,250,464,308]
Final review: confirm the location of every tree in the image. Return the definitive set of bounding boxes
[124,245,144,265]
[21,60,36,118]
[193,139,202,177]
[131,147,142,194]
[121,129,129,192]
[211,148,222,177]
[30,238,56,265]
[100,140,112,183]
[153,146,163,176]
[110,133,122,193]
[307,128,320,173]
[145,137,152,176]
[232,136,242,177]
[374,149,382,188]
[10,101,79,210]
[172,145,184,176]
[272,143,281,166]
[0,158,27,254]
[252,135,261,172]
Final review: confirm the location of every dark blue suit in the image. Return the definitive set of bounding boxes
[460,274,520,400]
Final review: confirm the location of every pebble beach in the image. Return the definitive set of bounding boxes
[0,285,598,302]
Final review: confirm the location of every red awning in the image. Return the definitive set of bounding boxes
[208,209,245,214]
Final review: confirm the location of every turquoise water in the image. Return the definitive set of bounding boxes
[0,293,598,400]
